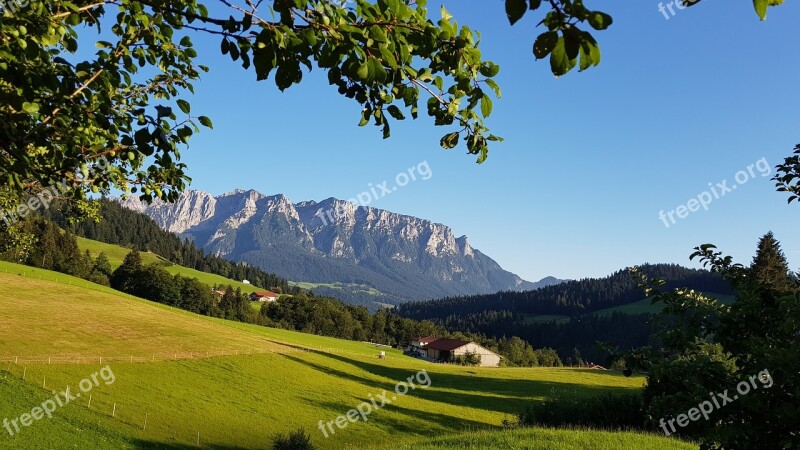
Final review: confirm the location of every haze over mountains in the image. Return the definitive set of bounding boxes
[121,189,560,306]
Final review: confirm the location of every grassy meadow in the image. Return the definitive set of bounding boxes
[0,261,695,449]
[77,237,265,294]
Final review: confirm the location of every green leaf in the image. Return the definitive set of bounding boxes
[176,99,191,114]
[753,0,768,19]
[21,102,39,114]
[479,62,500,78]
[480,95,493,118]
[440,131,460,149]
[155,106,172,118]
[533,31,558,59]
[485,79,502,98]
[387,105,405,120]
[549,38,577,77]
[505,0,528,25]
[198,116,213,129]
[588,12,613,30]
[356,62,370,82]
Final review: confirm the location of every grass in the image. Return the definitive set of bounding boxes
[592,293,736,317]
[0,374,136,449]
[77,237,265,294]
[516,293,737,323]
[518,314,570,324]
[384,427,696,449]
[0,261,696,449]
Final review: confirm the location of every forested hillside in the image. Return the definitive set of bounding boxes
[396,264,734,363]
[399,264,733,320]
[47,199,292,294]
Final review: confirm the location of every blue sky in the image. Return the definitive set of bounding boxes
[147,0,799,281]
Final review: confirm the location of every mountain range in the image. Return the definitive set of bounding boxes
[121,189,561,306]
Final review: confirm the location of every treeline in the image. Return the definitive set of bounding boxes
[399,263,733,320]
[434,308,658,364]
[3,217,114,286]
[47,199,293,294]
[257,294,563,367]
[109,247,256,320]
[102,247,564,367]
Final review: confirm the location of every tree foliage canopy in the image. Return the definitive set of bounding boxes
[0,0,785,205]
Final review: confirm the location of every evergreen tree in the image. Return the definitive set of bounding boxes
[93,252,113,277]
[110,248,143,292]
[751,232,794,292]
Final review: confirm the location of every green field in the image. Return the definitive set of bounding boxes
[592,293,735,317]
[518,293,736,324]
[0,261,695,449]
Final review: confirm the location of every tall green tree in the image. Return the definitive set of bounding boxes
[110,248,143,292]
[629,239,799,449]
[751,231,794,292]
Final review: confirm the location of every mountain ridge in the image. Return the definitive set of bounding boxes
[121,189,561,306]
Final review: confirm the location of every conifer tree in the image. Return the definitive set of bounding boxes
[751,231,794,292]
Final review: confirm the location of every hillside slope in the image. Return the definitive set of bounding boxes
[77,236,265,295]
[0,262,692,449]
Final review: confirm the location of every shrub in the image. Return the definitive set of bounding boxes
[452,351,481,366]
[273,427,315,450]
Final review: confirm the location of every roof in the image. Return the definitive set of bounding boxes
[252,291,279,297]
[424,338,471,351]
[413,336,438,344]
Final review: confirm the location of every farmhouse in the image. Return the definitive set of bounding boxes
[409,337,501,367]
[249,291,279,302]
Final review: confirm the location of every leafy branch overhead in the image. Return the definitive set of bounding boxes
[504,0,782,77]
[0,0,788,207]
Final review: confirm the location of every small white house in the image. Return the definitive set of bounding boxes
[249,291,279,302]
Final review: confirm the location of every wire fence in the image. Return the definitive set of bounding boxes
[0,342,397,447]
[0,345,377,366]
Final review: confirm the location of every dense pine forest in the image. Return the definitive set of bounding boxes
[398,264,733,320]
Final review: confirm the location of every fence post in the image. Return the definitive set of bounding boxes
[143,413,147,431]
[87,394,92,409]
[42,376,46,388]
[22,366,26,380]
[112,403,116,417]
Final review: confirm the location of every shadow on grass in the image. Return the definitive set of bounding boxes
[310,398,493,440]
[277,346,634,417]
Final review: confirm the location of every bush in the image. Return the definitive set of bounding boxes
[517,392,646,430]
[273,427,315,450]
[452,351,481,366]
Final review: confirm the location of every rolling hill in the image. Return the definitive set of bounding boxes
[0,261,694,449]
[77,236,266,295]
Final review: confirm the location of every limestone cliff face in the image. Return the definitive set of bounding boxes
[122,189,537,302]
